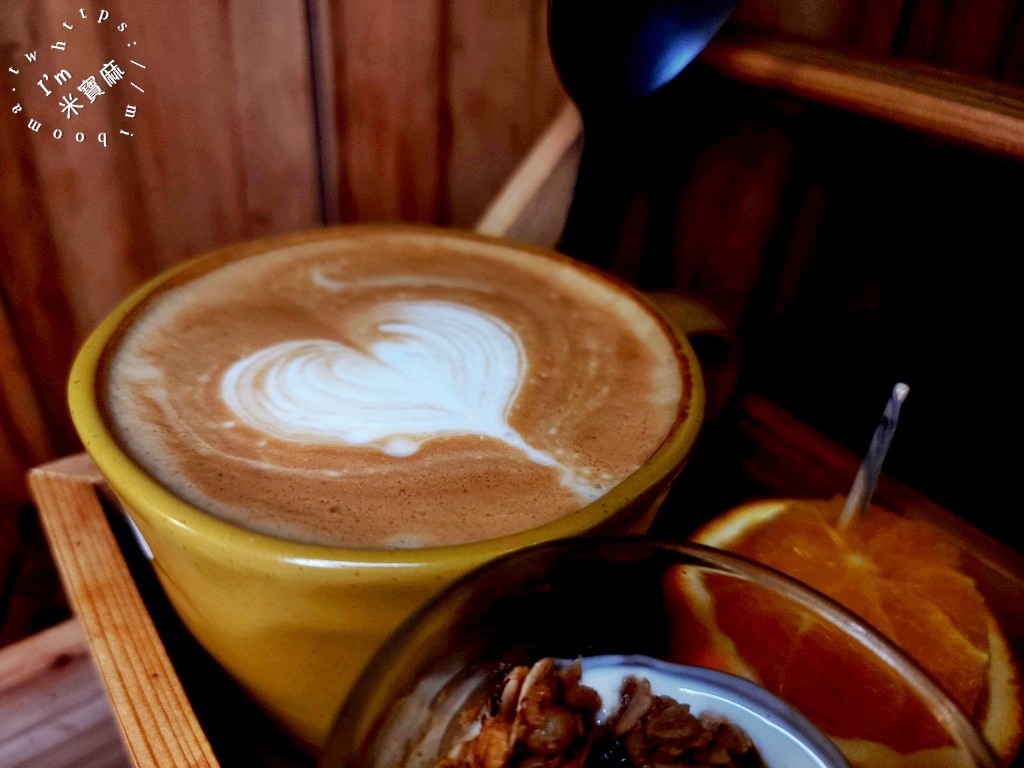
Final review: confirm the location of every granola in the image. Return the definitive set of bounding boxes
[437,659,765,768]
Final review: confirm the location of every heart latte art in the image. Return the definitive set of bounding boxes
[220,301,600,500]
[102,231,689,548]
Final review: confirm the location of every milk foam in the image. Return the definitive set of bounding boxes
[221,301,522,454]
[102,232,689,548]
[220,300,603,501]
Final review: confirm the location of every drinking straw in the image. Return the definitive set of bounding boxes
[838,382,910,529]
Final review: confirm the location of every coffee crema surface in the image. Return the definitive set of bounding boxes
[101,230,689,548]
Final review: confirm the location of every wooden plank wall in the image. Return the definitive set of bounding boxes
[0,0,322,491]
[0,0,563,512]
[326,1,563,224]
[2,0,1024,645]
[0,0,322,646]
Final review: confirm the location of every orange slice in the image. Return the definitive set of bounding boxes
[666,498,1022,764]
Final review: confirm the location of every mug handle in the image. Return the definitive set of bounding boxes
[645,291,740,423]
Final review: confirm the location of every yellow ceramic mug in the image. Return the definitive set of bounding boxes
[67,225,705,752]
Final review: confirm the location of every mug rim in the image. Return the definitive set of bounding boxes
[68,223,706,567]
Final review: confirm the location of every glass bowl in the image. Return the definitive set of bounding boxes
[317,538,1001,768]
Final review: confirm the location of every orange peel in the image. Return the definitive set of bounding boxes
[669,498,1022,765]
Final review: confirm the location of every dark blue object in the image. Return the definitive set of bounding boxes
[548,0,738,269]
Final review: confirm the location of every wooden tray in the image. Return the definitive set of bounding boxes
[27,454,310,768]
[26,391,1024,768]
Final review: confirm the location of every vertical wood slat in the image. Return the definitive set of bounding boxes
[0,304,52,503]
[2,295,59,648]
[226,0,323,237]
[328,0,444,222]
[98,0,321,271]
[307,0,342,225]
[839,0,909,56]
[1,0,321,339]
[0,0,88,456]
[27,455,219,768]
[0,0,321,508]
[528,0,566,136]
[444,0,563,226]
[325,0,564,228]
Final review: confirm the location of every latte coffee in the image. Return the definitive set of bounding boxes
[100,227,690,549]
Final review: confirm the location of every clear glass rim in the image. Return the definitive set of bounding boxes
[321,536,1001,768]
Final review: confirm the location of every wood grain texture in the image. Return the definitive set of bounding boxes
[27,454,219,768]
[0,618,131,768]
[0,304,52,502]
[226,0,324,236]
[328,0,444,222]
[325,0,563,227]
[444,0,563,225]
[308,0,342,224]
[702,30,1024,159]
[0,0,320,510]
